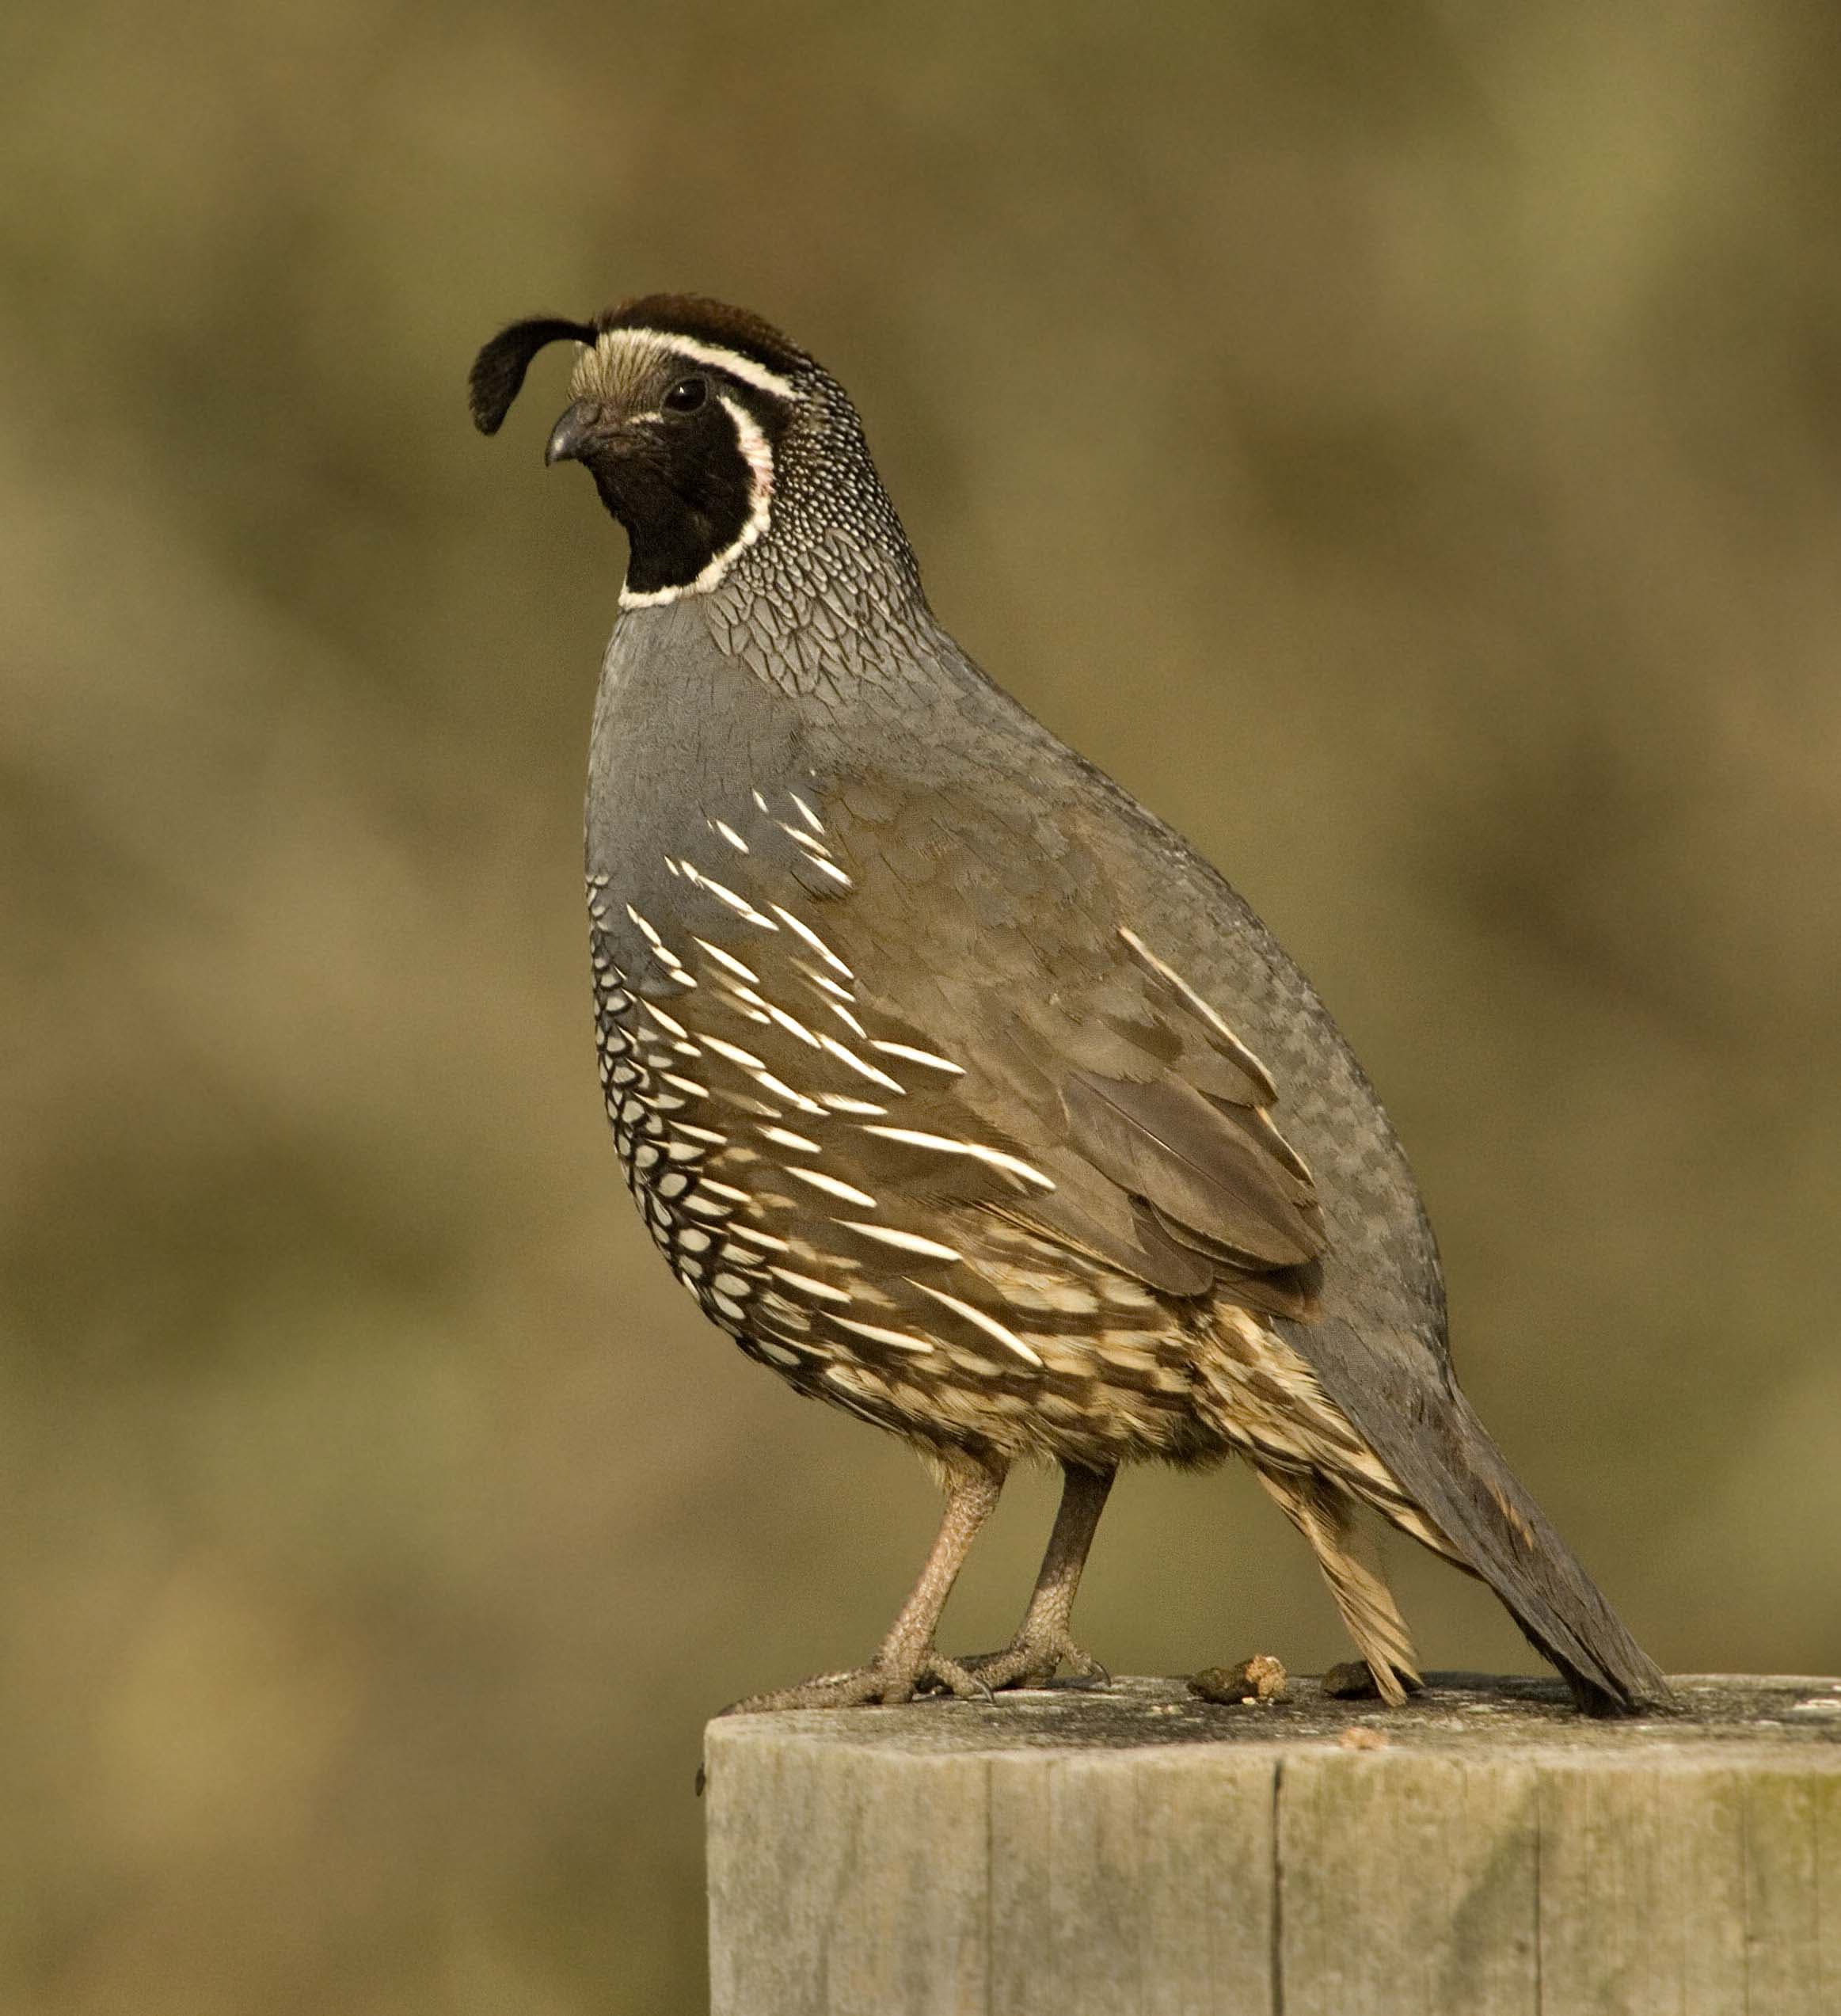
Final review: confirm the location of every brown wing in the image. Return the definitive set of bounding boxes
[588,769,1329,1409]
[977,922,1329,1324]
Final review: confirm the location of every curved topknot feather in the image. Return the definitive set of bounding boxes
[469,316,597,435]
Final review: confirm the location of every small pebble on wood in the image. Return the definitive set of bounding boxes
[1188,1652,1289,1703]
[706,1672,1841,2016]
[1322,1656,1426,1698]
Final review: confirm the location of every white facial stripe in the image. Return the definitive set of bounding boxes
[596,327,803,402]
[620,392,775,611]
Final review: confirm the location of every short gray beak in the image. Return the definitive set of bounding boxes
[545,400,602,466]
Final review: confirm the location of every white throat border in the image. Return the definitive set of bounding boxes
[618,393,776,611]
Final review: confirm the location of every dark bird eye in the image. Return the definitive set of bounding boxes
[664,376,708,413]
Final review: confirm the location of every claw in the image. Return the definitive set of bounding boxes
[953,1630,1111,1693]
[725,1645,995,1714]
[924,1651,995,1703]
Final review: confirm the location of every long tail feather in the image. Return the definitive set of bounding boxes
[1287,1318,1674,1715]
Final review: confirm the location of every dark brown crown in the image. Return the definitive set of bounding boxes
[594,295,812,380]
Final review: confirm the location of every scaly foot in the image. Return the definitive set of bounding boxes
[949,1629,1110,1692]
[725,1647,993,1714]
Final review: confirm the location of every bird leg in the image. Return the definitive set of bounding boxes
[728,1455,1006,1712]
[953,1463,1116,1691]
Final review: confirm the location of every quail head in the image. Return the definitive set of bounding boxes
[469,295,1670,1715]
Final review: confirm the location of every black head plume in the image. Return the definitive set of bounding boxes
[469,316,598,435]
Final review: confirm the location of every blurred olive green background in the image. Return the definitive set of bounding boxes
[5,0,1839,2009]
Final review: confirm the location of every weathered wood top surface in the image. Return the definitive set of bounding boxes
[713,1670,1841,1761]
[706,1677,1841,2014]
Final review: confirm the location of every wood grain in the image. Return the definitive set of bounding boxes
[705,1673,1841,2015]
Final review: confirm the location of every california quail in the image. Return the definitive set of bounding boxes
[469,295,1671,1716]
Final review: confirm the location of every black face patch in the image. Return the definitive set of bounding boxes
[471,303,804,598]
[582,387,770,597]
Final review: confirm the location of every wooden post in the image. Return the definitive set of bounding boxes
[705,1672,1841,2015]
